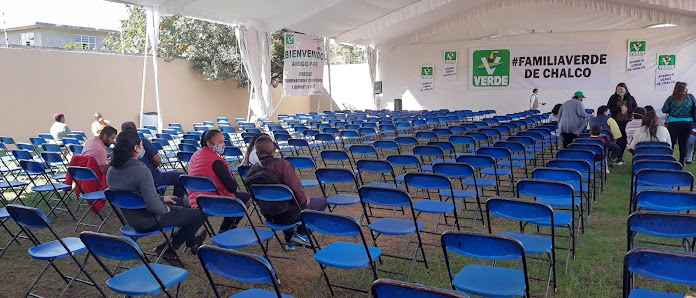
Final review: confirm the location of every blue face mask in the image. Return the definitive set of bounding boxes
[139,151,145,159]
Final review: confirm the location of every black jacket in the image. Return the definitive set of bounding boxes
[607,94,637,121]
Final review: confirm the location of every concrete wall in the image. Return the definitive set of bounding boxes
[0,47,309,142]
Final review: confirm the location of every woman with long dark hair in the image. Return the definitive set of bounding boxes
[662,81,696,164]
[629,111,671,150]
[607,83,637,165]
[187,129,251,233]
[107,130,206,260]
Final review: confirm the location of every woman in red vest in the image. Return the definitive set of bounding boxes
[188,129,251,233]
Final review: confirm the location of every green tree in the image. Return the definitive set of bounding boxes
[102,5,283,88]
[330,42,366,64]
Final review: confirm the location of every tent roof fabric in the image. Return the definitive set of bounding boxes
[108,0,696,46]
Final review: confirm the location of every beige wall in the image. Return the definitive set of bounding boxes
[0,47,309,142]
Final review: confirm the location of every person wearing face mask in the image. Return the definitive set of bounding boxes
[107,130,206,262]
[187,129,251,233]
[606,83,637,165]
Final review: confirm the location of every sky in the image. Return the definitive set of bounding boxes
[0,0,128,30]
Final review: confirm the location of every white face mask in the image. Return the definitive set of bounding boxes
[212,143,225,155]
[616,90,626,96]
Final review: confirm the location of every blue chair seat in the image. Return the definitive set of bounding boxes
[50,173,66,180]
[300,179,319,188]
[481,168,511,176]
[0,208,8,218]
[211,228,275,249]
[454,152,473,157]
[363,141,376,145]
[439,189,478,199]
[326,194,360,206]
[278,147,293,153]
[420,165,433,172]
[529,211,573,227]
[635,185,674,193]
[80,190,106,201]
[231,288,296,298]
[500,232,552,255]
[368,218,424,236]
[462,178,496,188]
[265,220,300,231]
[225,157,242,163]
[28,237,86,260]
[230,166,238,173]
[413,200,458,214]
[397,134,413,137]
[314,241,381,269]
[31,183,71,192]
[106,263,189,296]
[0,180,28,188]
[120,225,176,238]
[382,137,396,141]
[628,289,683,298]
[0,166,21,173]
[452,264,526,297]
[536,196,581,208]
[395,174,405,183]
[366,182,400,189]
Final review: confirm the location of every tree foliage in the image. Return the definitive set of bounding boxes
[330,42,366,64]
[102,5,283,88]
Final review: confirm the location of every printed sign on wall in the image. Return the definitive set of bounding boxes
[655,53,677,91]
[626,40,647,76]
[420,65,434,95]
[468,43,611,90]
[283,32,325,96]
[443,50,458,81]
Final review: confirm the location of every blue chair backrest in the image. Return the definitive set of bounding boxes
[477,147,511,160]
[568,143,603,155]
[250,184,295,203]
[632,154,677,163]
[30,137,46,147]
[20,160,46,176]
[198,245,277,285]
[6,204,50,229]
[628,211,696,239]
[197,195,247,218]
[374,140,399,151]
[223,146,243,157]
[69,145,84,155]
[301,210,361,237]
[371,279,470,298]
[494,141,525,153]
[557,149,594,163]
[635,169,693,188]
[350,145,378,156]
[635,142,671,148]
[624,248,696,293]
[41,152,63,164]
[404,172,451,190]
[68,166,99,182]
[177,151,194,163]
[80,231,143,261]
[532,167,581,186]
[320,150,350,162]
[386,154,420,167]
[635,190,696,211]
[179,175,219,193]
[632,160,681,174]
[441,231,524,261]
[357,159,394,174]
[285,156,315,169]
[427,141,455,152]
[487,197,553,224]
[288,138,310,148]
[395,136,418,146]
[432,162,474,179]
[634,146,673,156]
[505,136,534,147]
[42,144,61,153]
[517,179,573,198]
[574,138,605,147]
[315,168,355,184]
[456,155,495,169]
[62,137,80,145]
[546,159,591,174]
[449,135,475,146]
[183,134,201,141]
[179,144,197,152]
[104,190,147,210]
[359,186,412,207]
[12,149,34,161]
[413,145,443,157]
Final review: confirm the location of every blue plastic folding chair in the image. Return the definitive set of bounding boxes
[632,169,693,211]
[404,172,460,232]
[456,155,500,196]
[315,168,361,211]
[67,166,111,232]
[301,210,382,296]
[284,156,320,188]
[627,211,696,252]
[629,160,682,211]
[631,154,676,163]
[622,248,696,298]
[441,230,530,298]
[320,149,355,172]
[6,205,106,297]
[356,159,400,189]
[350,144,379,160]
[197,245,295,298]
[532,167,586,233]
[633,189,696,214]
[20,160,75,219]
[413,145,447,172]
[635,141,671,148]
[477,147,516,194]
[432,162,484,229]
[371,278,469,298]
[358,186,428,281]
[249,184,306,251]
[633,146,673,156]
[486,197,557,296]
[79,231,188,297]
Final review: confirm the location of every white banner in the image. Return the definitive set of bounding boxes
[655,53,677,91]
[282,32,325,96]
[420,65,434,95]
[443,50,457,81]
[626,40,647,76]
[468,42,611,90]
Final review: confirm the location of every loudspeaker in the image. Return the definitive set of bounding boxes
[373,81,382,94]
[393,98,402,111]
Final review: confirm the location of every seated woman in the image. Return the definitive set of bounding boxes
[107,130,206,260]
[628,111,672,151]
[187,129,251,233]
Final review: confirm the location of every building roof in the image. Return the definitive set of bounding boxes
[4,22,118,34]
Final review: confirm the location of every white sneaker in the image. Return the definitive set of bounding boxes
[615,161,625,166]
[605,168,610,174]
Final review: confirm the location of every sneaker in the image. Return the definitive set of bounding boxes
[290,233,316,248]
[283,243,297,251]
[687,161,693,165]
[615,161,625,166]
[605,168,610,174]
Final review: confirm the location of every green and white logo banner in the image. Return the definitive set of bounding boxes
[443,50,458,81]
[626,40,647,76]
[283,32,325,96]
[420,65,434,95]
[468,42,610,90]
[655,53,677,91]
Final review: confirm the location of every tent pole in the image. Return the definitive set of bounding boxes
[150,7,163,132]
[325,37,333,112]
[139,10,150,128]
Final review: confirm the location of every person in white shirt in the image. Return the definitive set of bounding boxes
[91,112,111,137]
[49,113,72,143]
[628,111,671,151]
[529,89,539,110]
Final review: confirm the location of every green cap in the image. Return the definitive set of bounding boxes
[574,91,585,98]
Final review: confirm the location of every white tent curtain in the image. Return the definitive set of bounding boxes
[366,45,378,109]
[140,6,163,131]
[324,37,333,112]
[235,26,272,122]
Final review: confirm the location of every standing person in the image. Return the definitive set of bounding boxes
[629,111,671,151]
[121,122,186,199]
[82,126,117,174]
[107,130,206,260]
[49,113,72,143]
[607,83,637,164]
[662,81,696,164]
[625,107,646,145]
[558,91,589,148]
[91,112,111,137]
[529,89,540,110]
[187,129,251,233]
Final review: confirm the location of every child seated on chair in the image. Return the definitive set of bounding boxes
[589,125,620,168]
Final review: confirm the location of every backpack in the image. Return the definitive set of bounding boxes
[243,158,289,218]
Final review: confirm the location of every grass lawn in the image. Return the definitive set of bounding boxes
[0,150,695,297]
